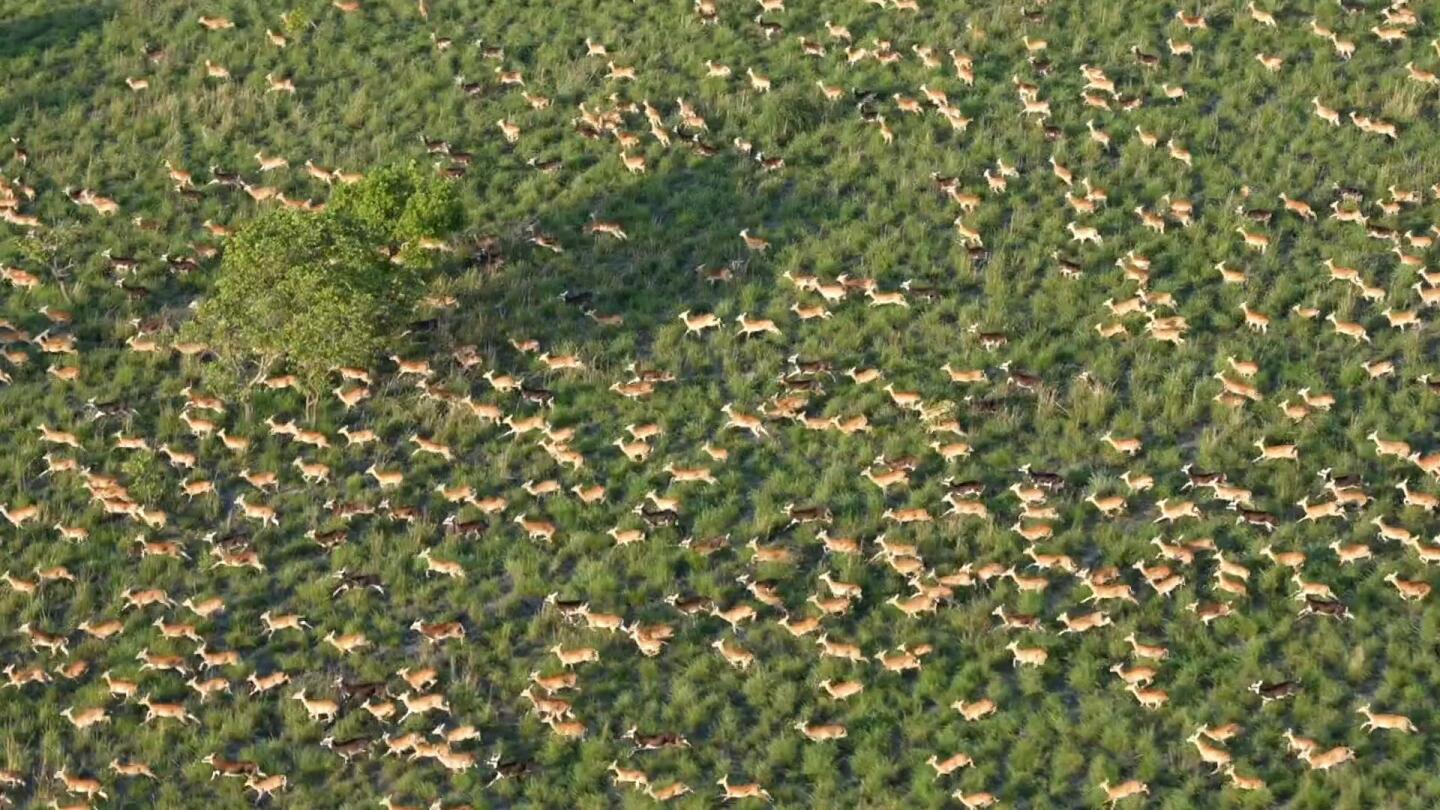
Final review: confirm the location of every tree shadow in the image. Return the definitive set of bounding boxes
[0,5,107,60]
[0,5,111,126]
[448,151,842,365]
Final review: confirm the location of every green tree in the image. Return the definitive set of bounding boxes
[327,161,465,267]
[189,165,461,398]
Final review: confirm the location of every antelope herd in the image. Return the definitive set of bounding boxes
[4,0,1440,806]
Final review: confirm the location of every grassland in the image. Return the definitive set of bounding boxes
[4,0,1440,807]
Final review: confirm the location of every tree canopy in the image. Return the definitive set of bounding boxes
[190,163,461,395]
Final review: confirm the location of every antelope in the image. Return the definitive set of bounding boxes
[1397,480,1439,512]
[1278,192,1315,220]
[1358,703,1418,733]
[121,588,174,610]
[945,697,998,723]
[1057,610,1112,634]
[1385,572,1431,601]
[1211,261,1245,284]
[110,759,158,780]
[417,548,466,578]
[1292,574,1337,600]
[815,633,865,663]
[1102,432,1142,456]
[1302,746,1355,771]
[551,645,599,669]
[234,495,279,526]
[246,773,288,801]
[1067,222,1102,244]
[260,610,311,636]
[1005,641,1048,668]
[1371,431,1412,459]
[814,678,866,701]
[242,670,286,696]
[1099,779,1150,805]
[1298,498,1345,522]
[1135,206,1166,233]
[1384,308,1420,330]
[1373,25,1409,43]
[1128,683,1168,709]
[55,770,107,801]
[240,469,278,490]
[61,705,109,730]
[794,720,847,741]
[713,638,755,670]
[925,752,974,777]
[1,571,36,595]
[775,611,821,638]
[365,465,404,489]
[323,630,371,655]
[1110,663,1157,687]
[1326,313,1370,343]
[717,775,772,802]
[139,694,198,724]
[1236,228,1269,252]
[954,791,998,809]
[265,73,296,94]
[647,782,691,801]
[1407,62,1440,86]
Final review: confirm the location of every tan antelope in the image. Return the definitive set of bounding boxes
[1359,703,1418,733]
[1099,778,1150,805]
[1385,572,1431,601]
[1005,641,1048,667]
[794,720,847,741]
[1302,745,1355,771]
[54,769,108,801]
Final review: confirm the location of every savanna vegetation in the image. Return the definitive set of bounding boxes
[2,0,1440,807]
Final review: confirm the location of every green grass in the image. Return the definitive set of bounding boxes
[4,0,1440,807]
